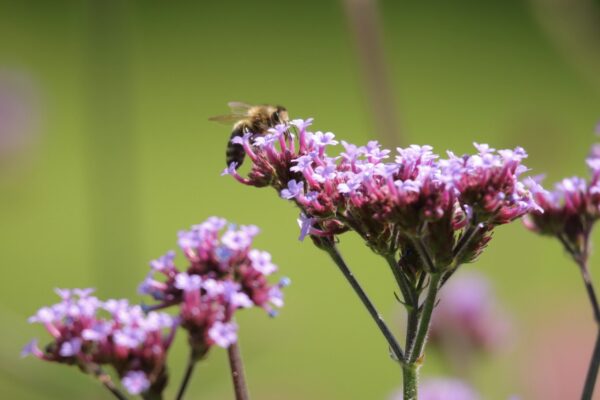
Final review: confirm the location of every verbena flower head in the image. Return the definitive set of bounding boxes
[139,217,288,359]
[223,118,539,270]
[429,271,511,356]
[524,137,600,260]
[24,289,175,396]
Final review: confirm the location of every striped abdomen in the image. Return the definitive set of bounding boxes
[226,123,247,168]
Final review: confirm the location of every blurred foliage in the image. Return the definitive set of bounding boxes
[1,0,600,399]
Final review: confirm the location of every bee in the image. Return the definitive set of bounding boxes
[209,101,289,168]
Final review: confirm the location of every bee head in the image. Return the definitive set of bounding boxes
[270,105,289,125]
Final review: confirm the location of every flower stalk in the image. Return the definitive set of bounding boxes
[409,273,442,364]
[401,362,419,400]
[96,371,128,400]
[175,353,197,400]
[321,239,405,362]
[577,257,600,400]
[227,340,250,400]
[584,329,600,400]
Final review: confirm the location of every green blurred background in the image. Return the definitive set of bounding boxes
[2,0,600,398]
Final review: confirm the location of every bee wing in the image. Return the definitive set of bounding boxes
[208,114,244,125]
[209,101,255,125]
[227,101,254,115]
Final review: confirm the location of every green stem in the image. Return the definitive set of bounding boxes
[402,363,419,400]
[405,308,419,361]
[583,329,600,400]
[142,390,163,400]
[383,255,419,353]
[385,255,417,312]
[411,238,435,272]
[409,272,442,363]
[175,353,197,400]
[322,242,405,362]
[579,265,600,324]
[90,367,127,400]
[576,257,600,400]
[227,341,250,400]
[101,380,127,400]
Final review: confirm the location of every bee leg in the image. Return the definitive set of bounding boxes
[226,124,247,168]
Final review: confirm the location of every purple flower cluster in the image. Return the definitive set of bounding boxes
[139,217,288,358]
[524,143,600,259]
[23,289,175,395]
[223,118,539,269]
[24,217,287,397]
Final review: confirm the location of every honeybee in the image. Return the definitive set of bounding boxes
[209,102,289,168]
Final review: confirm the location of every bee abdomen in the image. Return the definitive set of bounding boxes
[226,124,247,168]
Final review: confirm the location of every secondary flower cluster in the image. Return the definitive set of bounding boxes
[23,289,175,395]
[524,142,600,259]
[139,217,289,359]
[223,118,540,269]
[24,217,288,397]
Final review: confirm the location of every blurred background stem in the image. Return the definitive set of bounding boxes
[530,0,600,94]
[342,0,402,147]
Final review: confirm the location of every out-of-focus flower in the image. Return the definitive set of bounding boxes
[524,308,594,400]
[0,71,38,161]
[429,270,511,366]
[139,217,289,359]
[389,377,481,400]
[24,289,175,396]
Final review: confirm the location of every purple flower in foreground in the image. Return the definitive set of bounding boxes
[122,371,151,395]
[150,250,176,272]
[297,213,316,241]
[312,131,338,147]
[281,179,304,199]
[24,289,176,396]
[208,321,238,348]
[139,217,287,359]
[249,249,277,275]
[223,117,538,265]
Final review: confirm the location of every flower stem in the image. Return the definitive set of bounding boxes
[383,255,419,352]
[323,242,405,362]
[583,329,600,400]
[91,367,127,400]
[579,265,600,324]
[228,341,250,400]
[175,353,197,400]
[101,380,128,400]
[408,272,442,363]
[577,259,600,400]
[402,363,419,400]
